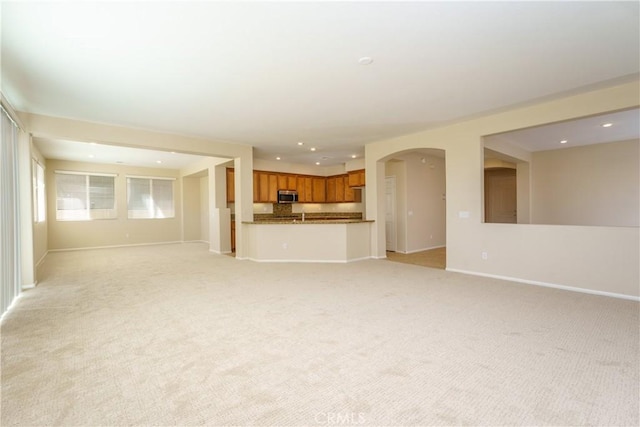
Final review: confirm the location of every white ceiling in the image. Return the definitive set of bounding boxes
[32,137,225,170]
[3,1,639,167]
[485,108,640,153]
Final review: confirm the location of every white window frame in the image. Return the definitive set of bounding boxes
[126,175,176,219]
[32,159,46,223]
[55,171,117,221]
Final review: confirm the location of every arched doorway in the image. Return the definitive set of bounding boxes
[379,149,447,269]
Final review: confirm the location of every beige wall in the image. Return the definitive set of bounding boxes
[531,139,639,226]
[200,176,209,242]
[405,153,446,252]
[182,176,201,241]
[366,80,640,299]
[21,113,254,258]
[46,160,182,250]
[385,153,446,253]
[245,222,371,262]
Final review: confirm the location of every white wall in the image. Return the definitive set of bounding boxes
[531,139,639,226]
[366,80,640,299]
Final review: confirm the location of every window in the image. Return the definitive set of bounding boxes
[32,159,46,223]
[55,172,116,221]
[127,177,175,219]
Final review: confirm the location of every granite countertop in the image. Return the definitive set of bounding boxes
[241,212,372,224]
[242,218,374,224]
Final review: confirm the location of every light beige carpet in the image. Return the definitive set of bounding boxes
[1,243,638,426]
[386,248,446,270]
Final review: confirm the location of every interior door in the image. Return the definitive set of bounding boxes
[385,176,397,251]
[484,168,517,223]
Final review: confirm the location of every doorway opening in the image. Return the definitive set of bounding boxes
[383,149,446,269]
[484,167,517,223]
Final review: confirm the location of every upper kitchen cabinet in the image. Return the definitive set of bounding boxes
[312,177,326,202]
[297,176,310,202]
[231,169,362,204]
[335,175,345,202]
[277,174,288,191]
[287,175,297,191]
[344,176,355,202]
[326,176,337,203]
[253,171,260,202]
[348,169,365,187]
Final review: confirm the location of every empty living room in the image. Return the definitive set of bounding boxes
[1,2,638,426]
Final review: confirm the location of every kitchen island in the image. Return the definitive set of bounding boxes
[241,218,373,263]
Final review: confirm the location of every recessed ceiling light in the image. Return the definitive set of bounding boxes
[560,140,568,144]
[156,160,162,164]
[310,147,316,152]
[88,154,94,158]
[358,56,373,65]
[601,123,613,128]
[315,162,320,165]
[351,154,357,159]
[170,151,176,154]
[89,142,97,145]
[276,157,281,160]
[297,142,304,146]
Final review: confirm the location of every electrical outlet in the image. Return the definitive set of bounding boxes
[282,243,288,249]
[481,251,488,260]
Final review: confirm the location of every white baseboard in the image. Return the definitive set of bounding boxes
[403,245,446,254]
[35,251,49,268]
[244,256,372,264]
[446,268,640,302]
[48,241,183,252]
[21,283,36,290]
[209,249,233,255]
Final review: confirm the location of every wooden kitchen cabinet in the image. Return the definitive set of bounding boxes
[344,176,355,202]
[268,174,278,202]
[312,177,326,202]
[335,175,345,202]
[226,168,235,203]
[253,171,260,202]
[348,169,365,187]
[287,175,297,191]
[296,176,306,202]
[277,174,288,191]
[258,172,270,202]
[326,177,337,202]
[304,177,313,202]
[239,170,361,204]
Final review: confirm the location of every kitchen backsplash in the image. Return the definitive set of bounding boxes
[230,202,364,215]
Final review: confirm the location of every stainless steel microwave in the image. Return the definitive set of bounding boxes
[277,190,298,203]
